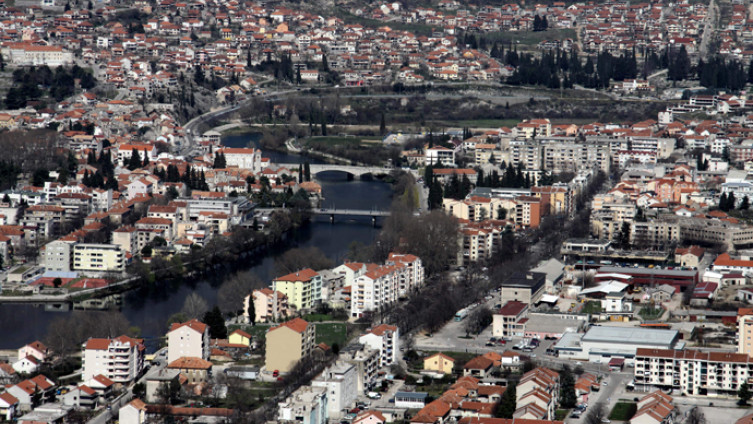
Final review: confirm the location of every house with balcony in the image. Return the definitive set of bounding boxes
[82,336,146,384]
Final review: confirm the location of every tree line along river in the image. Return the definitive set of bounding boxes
[0,132,393,349]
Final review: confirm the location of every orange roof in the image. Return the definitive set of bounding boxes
[85,338,111,350]
[275,268,318,282]
[270,317,309,334]
[167,357,213,369]
[169,319,208,335]
[369,324,397,336]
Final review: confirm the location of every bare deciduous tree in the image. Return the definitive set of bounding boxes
[181,292,209,320]
[273,247,333,276]
[218,272,264,316]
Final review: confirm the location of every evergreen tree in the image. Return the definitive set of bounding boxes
[380,112,386,136]
[304,162,311,182]
[739,382,752,406]
[202,306,227,339]
[193,65,204,85]
[428,178,443,209]
[559,365,577,408]
[494,384,517,418]
[213,152,226,169]
[128,149,142,170]
[247,296,255,325]
[729,192,737,210]
[720,193,729,211]
[741,196,750,211]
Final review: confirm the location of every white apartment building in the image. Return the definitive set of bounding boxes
[82,336,145,383]
[634,348,753,396]
[2,43,73,66]
[311,361,358,419]
[166,319,210,364]
[358,324,399,367]
[386,253,424,294]
[217,147,263,172]
[425,146,456,167]
[44,240,74,272]
[72,243,125,273]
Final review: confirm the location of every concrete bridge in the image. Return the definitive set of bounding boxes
[275,163,393,178]
[311,207,391,225]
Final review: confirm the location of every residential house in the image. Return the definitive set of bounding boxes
[423,353,455,375]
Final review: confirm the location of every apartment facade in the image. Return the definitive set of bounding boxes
[82,336,145,383]
[358,324,399,367]
[73,243,125,272]
[739,308,753,356]
[634,348,753,396]
[166,319,210,364]
[265,318,315,373]
[272,269,322,311]
[246,288,292,323]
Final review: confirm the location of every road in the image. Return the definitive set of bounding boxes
[566,372,632,424]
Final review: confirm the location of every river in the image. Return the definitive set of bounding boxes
[0,132,392,349]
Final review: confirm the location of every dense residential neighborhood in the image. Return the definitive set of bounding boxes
[8,0,753,422]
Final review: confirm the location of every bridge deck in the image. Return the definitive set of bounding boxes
[312,208,390,217]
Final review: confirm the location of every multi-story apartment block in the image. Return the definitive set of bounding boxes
[386,252,424,292]
[443,196,508,222]
[21,205,65,238]
[44,240,75,272]
[358,324,399,367]
[272,268,322,311]
[340,344,379,392]
[73,243,125,272]
[246,288,291,323]
[311,361,358,419]
[738,308,753,356]
[425,146,456,167]
[265,318,316,373]
[634,348,753,396]
[541,142,610,174]
[82,336,145,383]
[166,319,210,364]
[509,140,543,170]
[350,265,400,318]
[631,220,681,248]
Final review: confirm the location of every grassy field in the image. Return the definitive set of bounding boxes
[315,322,348,347]
[555,409,570,421]
[485,28,577,47]
[302,313,348,322]
[581,301,603,315]
[638,305,664,320]
[609,402,637,421]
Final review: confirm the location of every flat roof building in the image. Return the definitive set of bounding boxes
[554,325,680,364]
[500,272,546,304]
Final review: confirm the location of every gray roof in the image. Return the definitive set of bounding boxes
[582,326,678,348]
[598,266,697,277]
[532,258,564,283]
[501,272,547,288]
[395,391,428,400]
